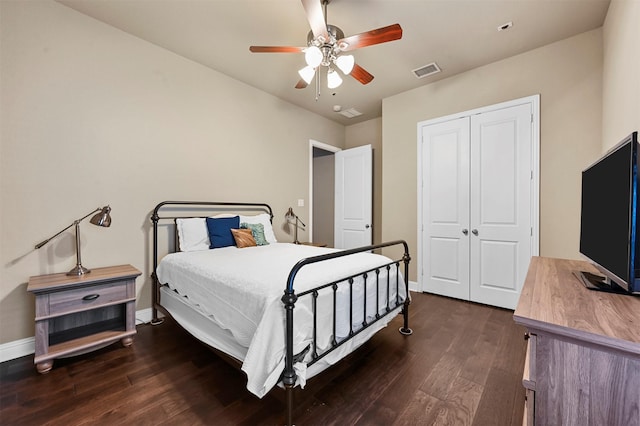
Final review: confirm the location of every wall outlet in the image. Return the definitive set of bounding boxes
[297,199,304,207]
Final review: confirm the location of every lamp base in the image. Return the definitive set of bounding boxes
[67,265,91,276]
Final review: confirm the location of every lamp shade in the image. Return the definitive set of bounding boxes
[298,66,316,84]
[90,205,112,227]
[304,46,323,68]
[335,55,355,75]
[285,207,295,220]
[327,68,343,89]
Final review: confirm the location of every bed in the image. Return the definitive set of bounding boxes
[150,201,412,425]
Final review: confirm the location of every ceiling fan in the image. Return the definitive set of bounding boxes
[249,0,402,97]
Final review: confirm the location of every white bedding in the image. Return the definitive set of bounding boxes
[156,243,406,397]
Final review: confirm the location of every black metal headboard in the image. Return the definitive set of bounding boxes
[149,201,274,322]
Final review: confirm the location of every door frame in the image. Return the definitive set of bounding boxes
[308,139,341,244]
[416,94,540,292]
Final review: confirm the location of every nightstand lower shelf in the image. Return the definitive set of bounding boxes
[35,330,136,369]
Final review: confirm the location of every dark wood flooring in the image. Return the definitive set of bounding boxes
[0,293,526,425]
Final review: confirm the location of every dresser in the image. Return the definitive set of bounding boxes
[27,264,141,373]
[513,257,640,425]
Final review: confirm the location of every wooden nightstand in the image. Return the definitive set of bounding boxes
[299,242,327,247]
[27,264,141,374]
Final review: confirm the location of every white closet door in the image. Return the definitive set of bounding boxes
[469,104,532,309]
[421,117,471,300]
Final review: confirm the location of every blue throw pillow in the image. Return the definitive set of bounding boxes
[206,216,240,248]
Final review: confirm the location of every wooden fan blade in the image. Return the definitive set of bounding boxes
[351,63,374,85]
[301,0,329,41]
[338,24,403,52]
[295,79,309,89]
[249,46,305,53]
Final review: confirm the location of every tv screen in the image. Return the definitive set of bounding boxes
[579,131,639,294]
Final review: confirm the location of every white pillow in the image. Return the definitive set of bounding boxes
[239,213,277,244]
[176,218,210,251]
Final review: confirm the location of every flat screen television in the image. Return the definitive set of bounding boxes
[579,131,639,294]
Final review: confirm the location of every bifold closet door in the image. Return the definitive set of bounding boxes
[421,117,471,301]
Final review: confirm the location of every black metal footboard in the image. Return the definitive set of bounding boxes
[149,201,412,426]
[281,240,412,426]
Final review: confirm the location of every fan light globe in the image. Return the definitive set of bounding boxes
[304,46,323,68]
[335,55,355,75]
[327,68,343,89]
[298,66,316,84]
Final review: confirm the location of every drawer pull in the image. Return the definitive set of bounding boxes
[524,332,530,340]
[82,294,100,301]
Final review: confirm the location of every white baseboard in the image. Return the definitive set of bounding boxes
[409,280,418,292]
[0,336,35,364]
[0,307,160,364]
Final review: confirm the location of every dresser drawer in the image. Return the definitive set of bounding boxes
[49,281,129,315]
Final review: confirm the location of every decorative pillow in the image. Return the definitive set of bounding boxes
[231,228,257,248]
[240,222,269,246]
[239,213,277,244]
[206,216,240,248]
[175,218,210,252]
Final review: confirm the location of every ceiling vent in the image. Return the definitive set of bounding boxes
[339,108,363,118]
[412,62,441,79]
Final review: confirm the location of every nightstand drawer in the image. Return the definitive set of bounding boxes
[49,281,128,315]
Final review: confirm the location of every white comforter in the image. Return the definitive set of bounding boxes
[156,243,405,397]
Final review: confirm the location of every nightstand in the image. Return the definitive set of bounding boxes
[27,264,141,374]
[299,242,327,247]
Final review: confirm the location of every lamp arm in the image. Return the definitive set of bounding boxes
[296,216,306,228]
[34,207,101,250]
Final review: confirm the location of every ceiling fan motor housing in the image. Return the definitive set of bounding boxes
[307,25,345,66]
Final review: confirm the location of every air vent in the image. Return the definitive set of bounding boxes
[339,108,362,118]
[412,62,441,79]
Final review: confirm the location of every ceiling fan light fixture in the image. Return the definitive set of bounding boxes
[298,65,316,84]
[305,46,323,68]
[335,54,355,75]
[327,68,343,89]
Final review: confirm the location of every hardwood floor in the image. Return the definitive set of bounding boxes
[0,293,526,425]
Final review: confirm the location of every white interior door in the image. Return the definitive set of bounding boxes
[420,117,471,300]
[335,145,372,249]
[469,104,533,309]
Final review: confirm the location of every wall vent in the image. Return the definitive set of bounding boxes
[412,62,441,79]
[339,108,362,118]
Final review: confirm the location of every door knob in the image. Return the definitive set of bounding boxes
[472,229,479,236]
[365,224,371,229]
[462,229,469,235]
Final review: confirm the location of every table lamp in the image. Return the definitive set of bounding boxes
[285,207,305,244]
[35,205,112,276]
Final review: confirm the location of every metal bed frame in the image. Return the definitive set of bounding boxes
[150,201,412,426]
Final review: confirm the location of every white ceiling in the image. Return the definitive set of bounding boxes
[57,0,610,125]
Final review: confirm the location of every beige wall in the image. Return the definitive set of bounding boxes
[0,0,345,345]
[602,0,640,150]
[382,29,604,281]
[345,118,383,245]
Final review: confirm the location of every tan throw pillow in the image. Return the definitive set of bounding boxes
[231,228,257,248]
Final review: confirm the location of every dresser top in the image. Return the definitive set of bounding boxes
[27,264,141,293]
[514,256,640,354]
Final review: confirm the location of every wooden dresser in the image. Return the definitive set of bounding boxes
[514,257,640,426]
